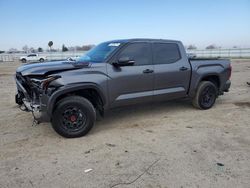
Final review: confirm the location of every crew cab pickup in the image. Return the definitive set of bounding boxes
[19,53,47,63]
[15,39,231,138]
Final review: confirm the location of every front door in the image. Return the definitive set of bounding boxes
[107,42,154,107]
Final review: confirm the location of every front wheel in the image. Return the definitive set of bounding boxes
[192,81,218,110]
[52,96,96,138]
[21,59,26,63]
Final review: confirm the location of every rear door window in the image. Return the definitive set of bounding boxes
[153,43,181,64]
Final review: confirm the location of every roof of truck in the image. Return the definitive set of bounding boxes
[106,38,181,43]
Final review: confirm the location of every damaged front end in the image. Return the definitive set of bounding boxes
[15,72,61,123]
[15,60,90,124]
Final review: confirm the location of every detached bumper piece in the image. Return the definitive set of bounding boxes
[224,80,231,92]
[15,92,23,105]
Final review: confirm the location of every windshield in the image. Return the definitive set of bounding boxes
[77,42,122,63]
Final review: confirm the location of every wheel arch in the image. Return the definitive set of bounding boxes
[200,74,220,89]
[47,83,106,117]
[189,73,221,98]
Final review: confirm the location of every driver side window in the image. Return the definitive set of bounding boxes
[118,43,151,65]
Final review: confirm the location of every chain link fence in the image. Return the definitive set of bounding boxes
[0,51,86,62]
[187,48,250,58]
[1,48,250,63]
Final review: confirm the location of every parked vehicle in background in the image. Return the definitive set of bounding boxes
[19,53,47,63]
[15,39,231,138]
[67,56,80,61]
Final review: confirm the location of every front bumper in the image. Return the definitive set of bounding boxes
[16,93,50,122]
[15,77,50,122]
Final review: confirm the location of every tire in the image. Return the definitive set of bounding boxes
[192,81,218,110]
[21,59,26,63]
[39,58,44,62]
[51,96,96,138]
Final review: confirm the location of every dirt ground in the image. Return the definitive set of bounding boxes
[0,60,249,188]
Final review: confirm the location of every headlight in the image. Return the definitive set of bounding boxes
[30,75,61,90]
[41,75,61,90]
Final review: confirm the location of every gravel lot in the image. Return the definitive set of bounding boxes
[0,60,250,188]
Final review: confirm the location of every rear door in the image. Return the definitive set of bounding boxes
[152,42,191,100]
[107,42,154,107]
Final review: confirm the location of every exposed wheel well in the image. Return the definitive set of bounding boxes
[201,75,220,89]
[54,88,104,116]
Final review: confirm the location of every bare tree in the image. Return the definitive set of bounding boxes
[82,45,95,51]
[187,45,197,50]
[22,45,29,53]
[74,45,95,51]
[29,47,35,53]
[206,44,217,49]
[8,48,18,53]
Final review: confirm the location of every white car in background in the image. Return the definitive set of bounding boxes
[67,55,80,61]
[19,53,47,63]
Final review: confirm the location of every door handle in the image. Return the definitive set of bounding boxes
[179,66,188,71]
[143,69,154,74]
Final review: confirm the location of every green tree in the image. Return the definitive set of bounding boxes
[48,41,53,51]
[206,44,217,49]
[187,45,197,50]
[62,44,68,52]
[38,47,43,52]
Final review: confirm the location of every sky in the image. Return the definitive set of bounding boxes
[0,0,250,50]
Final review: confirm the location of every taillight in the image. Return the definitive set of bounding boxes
[228,64,232,79]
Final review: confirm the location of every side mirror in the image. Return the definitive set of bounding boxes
[113,57,135,66]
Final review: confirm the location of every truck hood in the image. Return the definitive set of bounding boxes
[16,61,90,76]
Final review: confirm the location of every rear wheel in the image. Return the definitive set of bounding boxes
[192,81,218,110]
[52,96,96,138]
[21,59,26,63]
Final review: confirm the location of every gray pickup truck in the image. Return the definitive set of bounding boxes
[15,39,231,138]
